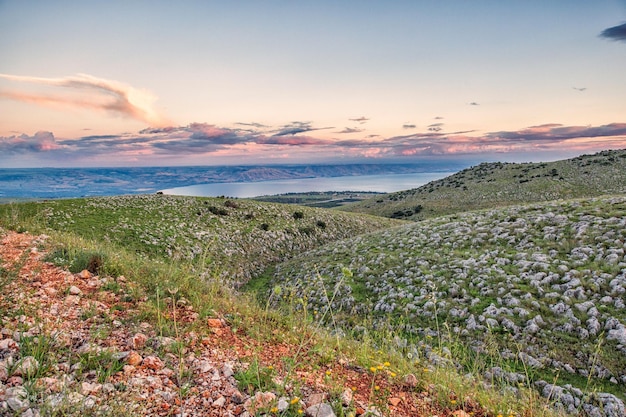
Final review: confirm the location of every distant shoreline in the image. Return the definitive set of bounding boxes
[0,162,469,200]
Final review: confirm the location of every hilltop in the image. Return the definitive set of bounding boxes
[340,149,626,220]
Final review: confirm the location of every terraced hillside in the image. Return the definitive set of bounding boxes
[0,194,403,286]
[341,149,626,220]
[266,195,626,415]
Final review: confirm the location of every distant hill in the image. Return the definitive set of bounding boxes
[341,149,626,220]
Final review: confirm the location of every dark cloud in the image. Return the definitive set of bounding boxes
[272,122,333,136]
[402,124,416,129]
[3,121,626,165]
[469,102,479,106]
[0,131,61,154]
[235,122,268,128]
[336,127,363,134]
[434,116,444,120]
[572,87,587,92]
[139,127,178,134]
[257,136,330,146]
[488,123,626,142]
[428,123,444,132]
[600,22,626,42]
[349,117,369,123]
[187,123,244,145]
[272,122,314,136]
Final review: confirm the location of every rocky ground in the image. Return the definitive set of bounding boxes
[270,195,626,416]
[0,230,479,417]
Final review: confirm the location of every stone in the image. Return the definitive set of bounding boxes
[197,360,213,373]
[244,391,276,414]
[127,351,143,366]
[404,373,418,388]
[129,333,148,349]
[307,392,327,406]
[14,356,39,377]
[389,397,402,407]
[222,362,234,378]
[81,381,103,395]
[79,269,92,279]
[305,403,336,417]
[277,397,289,411]
[340,387,353,406]
[69,285,82,295]
[453,411,471,417]
[142,355,164,371]
[5,386,30,412]
[213,396,226,407]
[0,338,18,350]
[207,318,223,328]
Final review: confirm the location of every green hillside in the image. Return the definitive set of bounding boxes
[341,149,626,220]
[264,194,626,414]
[0,194,403,287]
[3,154,626,416]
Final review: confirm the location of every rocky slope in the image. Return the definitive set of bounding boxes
[342,149,626,220]
[1,194,403,287]
[268,195,626,416]
[0,229,480,417]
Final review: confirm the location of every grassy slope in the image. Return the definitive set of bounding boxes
[0,194,403,287]
[340,149,626,220]
[0,190,604,414]
[266,195,626,403]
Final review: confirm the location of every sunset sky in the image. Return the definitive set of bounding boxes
[1,1,626,168]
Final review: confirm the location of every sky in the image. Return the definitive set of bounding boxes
[1,0,626,168]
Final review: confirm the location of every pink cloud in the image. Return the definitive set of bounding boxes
[0,73,171,127]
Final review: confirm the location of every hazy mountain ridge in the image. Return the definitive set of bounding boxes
[341,149,626,220]
[0,162,467,200]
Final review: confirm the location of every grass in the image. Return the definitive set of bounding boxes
[264,194,626,408]
[0,195,403,287]
[0,194,584,417]
[342,148,626,221]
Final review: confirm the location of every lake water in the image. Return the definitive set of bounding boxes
[161,172,452,198]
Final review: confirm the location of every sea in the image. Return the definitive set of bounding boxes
[160,172,450,198]
[0,164,465,200]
